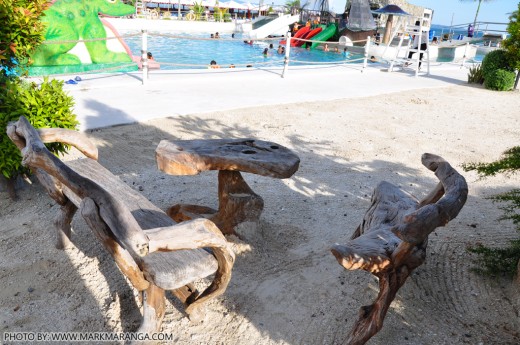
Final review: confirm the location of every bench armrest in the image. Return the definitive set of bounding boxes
[146,218,231,254]
[8,124,98,160]
[146,218,235,316]
[37,128,98,160]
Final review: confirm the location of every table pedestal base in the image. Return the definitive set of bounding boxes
[167,171,264,235]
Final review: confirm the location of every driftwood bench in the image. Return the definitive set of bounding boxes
[155,139,300,236]
[331,154,468,345]
[7,116,235,334]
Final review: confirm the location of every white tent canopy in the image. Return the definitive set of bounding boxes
[220,1,248,10]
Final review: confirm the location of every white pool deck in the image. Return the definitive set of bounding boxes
[45,62,474,131]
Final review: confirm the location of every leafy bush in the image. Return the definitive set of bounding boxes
[481,49,511,80]
[0,0,49,79]
[0,78,79,179]
[464,147,520,277]
[502,2,520,72]
[467,63,484,84]
[484,68,516,91]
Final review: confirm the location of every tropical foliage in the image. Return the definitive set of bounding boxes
[464,147,520,277]
[501,2,520,88]
[0,0,49,80]
[0,78,78,179]
[0,0,79,198]
[467,63,484,84]
[214,6,229,22]
[190,1,206,20]
[284,0,307,14]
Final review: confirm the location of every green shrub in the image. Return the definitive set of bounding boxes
[0,0,49,79]
[468,240,520,276]
[0,78,79,179]
[467,63,484,84]
[484,68,516,91]
[464,146,520,277]
[481,49,511,81]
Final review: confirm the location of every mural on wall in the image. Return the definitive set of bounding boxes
[30,0,137,75]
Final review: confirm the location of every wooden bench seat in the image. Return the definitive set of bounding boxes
[7,116,234,336]
[66,158,219,288]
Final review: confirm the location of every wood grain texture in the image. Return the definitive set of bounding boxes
[331,153,468,345]
[37,128,98,160]
[156,138,300,178]
[168,170,264,236]
[7,116,236,333]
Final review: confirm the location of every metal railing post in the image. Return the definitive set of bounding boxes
[461,42,469,68]
[282,32,291,78]
[363,35,370,72]
[141,29,148,86]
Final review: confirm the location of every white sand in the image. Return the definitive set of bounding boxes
[1,77,520,344]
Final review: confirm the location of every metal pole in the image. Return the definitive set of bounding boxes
[178,0,181,19]
[448,13,454,41]
[461,42,469,68]
[363,35,370,71]
[141,29,148,86]
[281,32,291,78]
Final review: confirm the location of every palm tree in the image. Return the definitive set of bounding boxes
[284,0,308,15]
[462,0,496,30]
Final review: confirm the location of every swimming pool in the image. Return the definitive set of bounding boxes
[123,32,364,69]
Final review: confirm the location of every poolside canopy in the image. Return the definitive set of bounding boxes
[372,4,410,16]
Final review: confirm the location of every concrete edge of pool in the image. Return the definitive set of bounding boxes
[32,63,477,131]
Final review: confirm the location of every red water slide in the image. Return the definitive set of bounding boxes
[280,26,311,46]
[294,27,322,47]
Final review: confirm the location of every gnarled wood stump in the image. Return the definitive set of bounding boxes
[331,154,468,345]
[156,139,300,236]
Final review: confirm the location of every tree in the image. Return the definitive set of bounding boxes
[284,0,307,15]
[502,2,520,89]
[461,0,496,31]
[463,147,520,277]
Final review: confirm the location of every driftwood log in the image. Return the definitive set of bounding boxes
[156,139,300,236]
[7,116,235,336]
[331,153,468,345]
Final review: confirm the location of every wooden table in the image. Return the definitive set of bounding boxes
[156,138,300,235]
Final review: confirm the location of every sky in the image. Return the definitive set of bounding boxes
[268,1,517,26]
[403,0,517,25]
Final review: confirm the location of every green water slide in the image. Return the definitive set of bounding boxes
[309,23,337,50]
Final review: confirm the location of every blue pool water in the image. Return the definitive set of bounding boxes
[123,33,364,70]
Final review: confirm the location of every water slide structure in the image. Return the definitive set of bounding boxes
[294,25,324,47]
[309,23,337,50]
[247,14,300,40]
[279,26,308,46]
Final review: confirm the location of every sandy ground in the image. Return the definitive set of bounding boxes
[1,84,520,345]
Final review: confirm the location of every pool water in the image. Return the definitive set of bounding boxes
[123,32,364,69]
